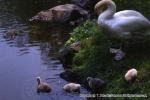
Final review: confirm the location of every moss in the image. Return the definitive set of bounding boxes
[65,20,150,99]
[65,20,99,46]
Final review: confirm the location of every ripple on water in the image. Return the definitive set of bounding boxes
[0,1,88,99]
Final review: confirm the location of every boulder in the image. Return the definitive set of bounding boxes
[71,0,99,10]
[70,41,81,51]
[29,4,89,25]
[58,41,81,69]
[60,70,78,82]
[59,47,75,69]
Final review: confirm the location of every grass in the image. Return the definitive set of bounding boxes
[65,20,150,99]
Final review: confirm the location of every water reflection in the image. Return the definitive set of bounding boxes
[0,0,88,100]
[40,42,52,64]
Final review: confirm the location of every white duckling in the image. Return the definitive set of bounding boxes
[63,83,81,93]
[125,68,137,82]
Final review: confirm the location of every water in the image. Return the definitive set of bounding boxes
[0,0,87,100]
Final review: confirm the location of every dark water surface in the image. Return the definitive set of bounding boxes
[0,0,87,100]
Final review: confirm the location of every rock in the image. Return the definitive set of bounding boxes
[70,41,81,51]
[71,0,99,10]
[29,4,89,25]
[58,47,75,69]
[60,70,78,82]
[58,41,81,69]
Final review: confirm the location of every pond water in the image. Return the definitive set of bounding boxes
[0,0,87,100]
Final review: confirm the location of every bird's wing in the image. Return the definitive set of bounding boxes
[112,16,150,32]
[114,10,146,18]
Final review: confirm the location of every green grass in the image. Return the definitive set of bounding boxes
[65,20,150,99]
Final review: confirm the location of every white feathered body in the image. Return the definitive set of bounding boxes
[63,83,81,92]
[125,68,137,81]
[96,0,150,39]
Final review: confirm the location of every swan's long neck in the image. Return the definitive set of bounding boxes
[37,78,42,85]
[99,1,116,20]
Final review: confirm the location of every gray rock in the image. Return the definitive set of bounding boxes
[29,4,89,25]
[71,0,99,10]
[58,47,76,69]
[58,41,81,69]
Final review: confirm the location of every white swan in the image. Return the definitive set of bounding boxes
[95,0,150,39]
[94,0,150,60]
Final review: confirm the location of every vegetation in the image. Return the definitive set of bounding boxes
[96,0,149,18]
[27,0,150,99]
[28,0,150,98]
[30,0,150,99]
[113,0,150,18]
[65,20,150,99]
